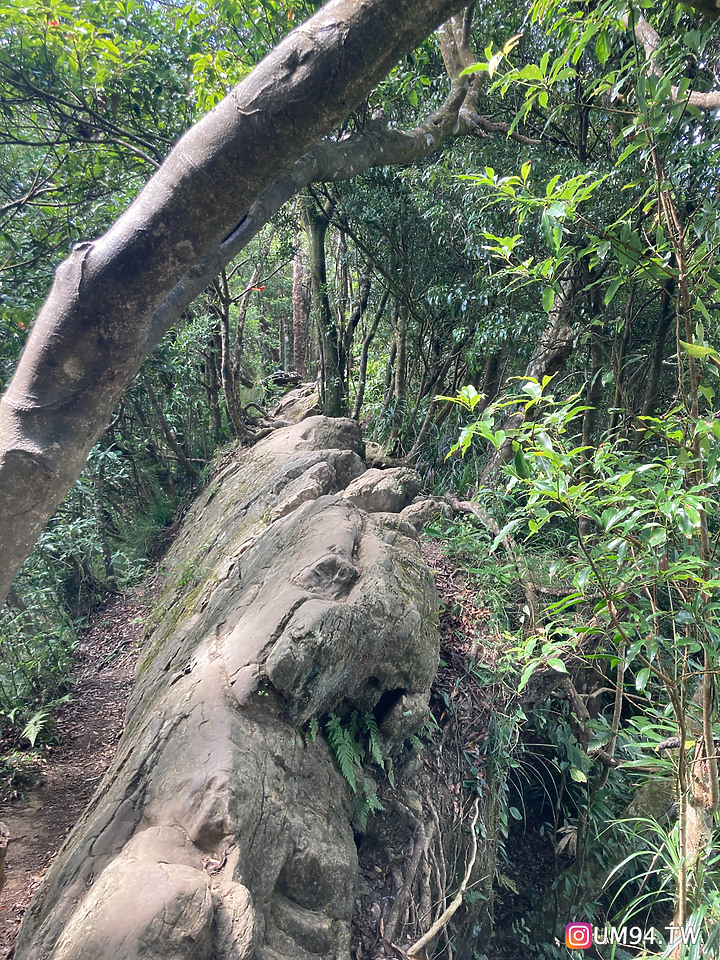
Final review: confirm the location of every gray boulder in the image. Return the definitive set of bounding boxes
[341,467,421,514]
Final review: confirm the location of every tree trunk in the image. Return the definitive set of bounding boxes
[203,344,223,443]
[215,270,247,437]
[387,306,407,452]
[373,323,398,439]
[609,280,636,433]
[306,202,345,417]
[482,263,584,482]
[143,378,198,481]
[409,325,475,459]
[477,349,503,413]
[232,227,276,386]
[126,396,176,501]
[341,260,372,392]
[639,278,675,420]
[581,333,603,469]
[352,287,388,420]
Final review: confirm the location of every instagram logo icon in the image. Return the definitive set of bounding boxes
[565,922,593,949]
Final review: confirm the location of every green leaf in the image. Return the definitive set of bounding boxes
[461,62,489,75]
[695,299,712,323]
[605,276,623,305]
[518,661,537,691]
[522,63,544,82]
[542,285,555,313]
[513,448,532,480]
[541,213,554,251]
[547,657,567,673]
[680,340,720,362]
[595,31,611,65]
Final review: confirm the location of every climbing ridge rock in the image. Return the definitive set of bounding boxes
[14,417,440,960]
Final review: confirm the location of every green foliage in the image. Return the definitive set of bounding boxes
[21,707,57,748]
[325,712,364,794]
[304,716,319,745]
[446,373,720,947]
[0,608,75,734]
[355,790,384,831]
[608,816,720,958]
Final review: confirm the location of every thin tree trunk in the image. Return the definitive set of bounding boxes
[640,278,675,419]
[482,263,584,482]
[203,346,223,442]
[581,333,603,468]
[215,270,247,437]
[374,332,397,438]
[341,260,372,391]
[352,287,388,420]
[306,201,344,416]
[387,306,407,452]
[580,278,604,482]
[126,396,176,500]
[409,325,475,458]
[477,349,503,413]
[609,280,636,433]
[233,227,276,384]
[292,237,310,377]
[143,377,198,480]
[90,463,117,590]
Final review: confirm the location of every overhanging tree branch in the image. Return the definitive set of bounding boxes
[632,12,720,110]
[439,11,540,145]
[0,0,469,608]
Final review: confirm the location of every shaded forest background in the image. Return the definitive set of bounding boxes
[2,0,720,955]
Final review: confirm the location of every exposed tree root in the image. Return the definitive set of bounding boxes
[0,823,9,895]
[406,798,480,957]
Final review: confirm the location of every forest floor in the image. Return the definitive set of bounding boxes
[0,584,153,958]
[420,539,557,960]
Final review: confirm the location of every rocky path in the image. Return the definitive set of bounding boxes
[0,586,151,957]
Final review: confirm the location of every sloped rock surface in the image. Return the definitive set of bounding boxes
[15,418,438,960]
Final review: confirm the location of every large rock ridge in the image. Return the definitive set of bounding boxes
[15,417,441,960]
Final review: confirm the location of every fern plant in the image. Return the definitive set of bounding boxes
[322,711,395,824]
[325,713,363,793]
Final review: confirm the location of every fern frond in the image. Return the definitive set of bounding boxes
[367,725,385,769]
[355,791,384,829]
[305,717,319,745]
[326,715,358,792]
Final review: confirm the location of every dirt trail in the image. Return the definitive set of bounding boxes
[0,586,151,957]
